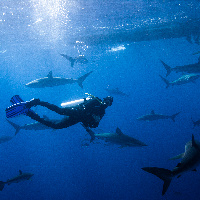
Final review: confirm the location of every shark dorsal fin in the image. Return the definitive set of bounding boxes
[192,134,200,151]
[150,110,155,115]
[116,127,123,135]
[192,134,198,148]
[19,170,22,175]
[47,71,53,79]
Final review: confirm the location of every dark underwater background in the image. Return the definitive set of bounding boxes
[1,0,200,199]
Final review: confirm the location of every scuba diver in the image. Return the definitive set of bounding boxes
[5,94,113,129]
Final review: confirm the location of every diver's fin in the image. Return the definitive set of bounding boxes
[6,102,30,118]
[6,119,21,135]
[10,95,24,105]
[170,112,180,122]
[160,60,172,77]
[77,71,93,88]
[0,181,5,191]
[159,75,170,88]
[142,167,173,195]
[6,95,36,118]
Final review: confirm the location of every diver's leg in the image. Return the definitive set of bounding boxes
[26,110,77,129]
[27,99,76,116]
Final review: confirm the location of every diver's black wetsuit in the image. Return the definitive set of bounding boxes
[26,97,112,129]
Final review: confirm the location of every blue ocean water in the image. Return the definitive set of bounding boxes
[1,0,200,199]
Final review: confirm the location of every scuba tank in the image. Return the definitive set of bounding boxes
[61,97,91,108]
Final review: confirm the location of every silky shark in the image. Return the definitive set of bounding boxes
[137,110,180,122]
[159,74,200,88]
[81,124,147,147]
[0,170,34,191]
[25,71,92,88]
[161,58,200,77]
[142,135,200,195]
[60,54,88,67]
[7,117,53,135]
[105,87,129,97]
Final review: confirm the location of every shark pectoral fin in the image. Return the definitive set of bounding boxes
[192,169,197,172]
[19,170,22,175]
[159,75,170,88]
[177,175,181,178]
[169,153,184,160]
[116,127,123,135]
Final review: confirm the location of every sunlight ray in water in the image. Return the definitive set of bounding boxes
[29,0,76,44]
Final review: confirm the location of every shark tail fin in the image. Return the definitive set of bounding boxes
[81,123,95,142]
[160,60,172,77]
[70,59,75,68]
[142,167,173,196]
[60,54,76,67]
[0,181,5,191]
[159,75,170,88]
[170,112,180,122]
[77,71,93,89]
[6,119,21,135]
